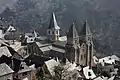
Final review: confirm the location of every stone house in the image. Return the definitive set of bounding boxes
[0,63,14,80]
[14,62,33,80]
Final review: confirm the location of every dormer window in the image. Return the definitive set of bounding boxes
[88,72,91,76]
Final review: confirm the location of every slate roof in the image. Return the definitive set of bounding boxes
[94,76,103,80]
[36,42,50,48]
[37,36,47,41]
[83,66,96,79]
[0,46,12,57]
[0,63,14,76]
[36,41,66,54]
[24,55,51,67]
[59,36,67,41]
[52,41,66,48]
[64,70,81,80]
[10,41,23,51]
[0,39,9,46]
[99,55,120,66]
[67,22,79,38]
[40,46,51,52]
[48,12,60,30]
[23,77,29,80]
[108,76,115,80]
[18,62,32,74]
[52,46,65,53]
[45,59,60,76]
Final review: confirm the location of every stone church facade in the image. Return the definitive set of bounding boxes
[65,21,94,67]
[46,13,94,67]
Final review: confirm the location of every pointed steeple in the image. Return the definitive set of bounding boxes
[79,21,92,42]
[47,12,60,42]
[48,12,60,30]
[80,21,92,36]
[67,22,79,38]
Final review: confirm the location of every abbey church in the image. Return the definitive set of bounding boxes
[44,12,94,67]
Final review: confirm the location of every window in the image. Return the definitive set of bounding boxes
[56,30,59,34]
[88,72,91,76]
[81,55,83,60]
[88,37,90,41]
[82,49,85,52]
[103,60,105,62]
[110,69,112,72]
[52,31,54,34]
[48,30,51,34]
[109,57,111,60]
[31,39,33,41]
[83,44,85,47]
[75,40,77,44]
[47,30,51,35]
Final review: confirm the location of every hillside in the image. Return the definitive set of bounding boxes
[0,0,120,56]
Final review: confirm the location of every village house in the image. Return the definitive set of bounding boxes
[0,63,14,80]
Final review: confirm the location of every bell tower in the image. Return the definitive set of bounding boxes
[47,12,60,42]
[79,21,93,68]
[65,23,80,64]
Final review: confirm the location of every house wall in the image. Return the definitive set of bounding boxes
[0,73,13,80]
[17,71,32,80]
[27,43,42,56]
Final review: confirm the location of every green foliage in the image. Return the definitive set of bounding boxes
[52,66,64,80]
[40,67,46,80]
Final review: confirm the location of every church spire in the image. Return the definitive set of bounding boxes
[79,21,93,67]
[67,22,79,39]
[48,12,60,30]
[47,12,60,42]
[79,20,92,42]
[80,21,92,36]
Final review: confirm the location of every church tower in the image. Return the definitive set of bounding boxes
[65,23,80,64]
[79,21,93,68]
[47,12,60,42]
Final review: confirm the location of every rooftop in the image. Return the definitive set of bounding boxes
[83,66,96,79]
[0,46,12,57]
[0,63,14,76]
[45,59,60,76]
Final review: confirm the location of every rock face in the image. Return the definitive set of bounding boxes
[0,0,120,56]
